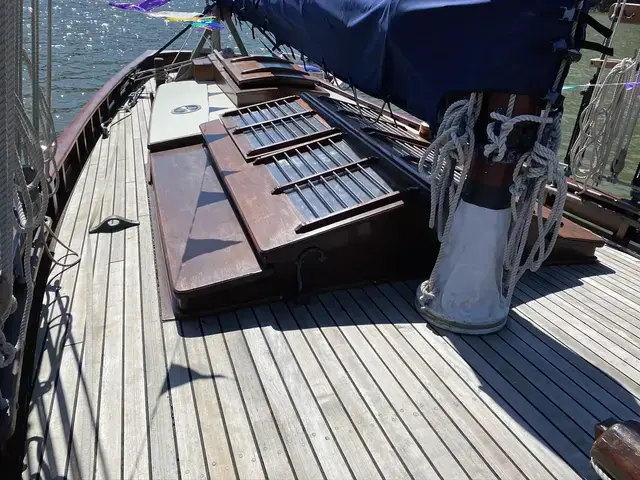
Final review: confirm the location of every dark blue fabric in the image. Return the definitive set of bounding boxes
[231,0,584,126]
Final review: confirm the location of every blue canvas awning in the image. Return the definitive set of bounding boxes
[230,0,586,126]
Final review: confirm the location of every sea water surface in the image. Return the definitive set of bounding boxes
[43,2,640,197]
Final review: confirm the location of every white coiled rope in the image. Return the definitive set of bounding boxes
[416,1,581,314]
[570,55,640,188]
[415,93,566,308]
[416,93,483,301]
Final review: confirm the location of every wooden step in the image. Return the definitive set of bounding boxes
[150,144,271,311]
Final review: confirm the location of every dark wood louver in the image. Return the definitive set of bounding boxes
[220,96,338,161]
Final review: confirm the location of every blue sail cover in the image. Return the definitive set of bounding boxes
[230,0,585,126]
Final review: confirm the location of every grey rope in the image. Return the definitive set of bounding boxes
[416,3,582,313]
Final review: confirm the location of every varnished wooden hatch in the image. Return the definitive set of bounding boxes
[217,52,316,88]
[150,91,603,315]
[193,52,326,108]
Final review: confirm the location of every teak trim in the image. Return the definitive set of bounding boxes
[241,65,310,76]
[229,54,293,64]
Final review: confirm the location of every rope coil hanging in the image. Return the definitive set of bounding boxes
[415,94,566,309]
[570,54,640,188]
[415,0,583,313]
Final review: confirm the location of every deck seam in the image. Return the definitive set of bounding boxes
[522,273,640,362]
[217,315,270,479]
[586,261,640,298]
[237,309,327,480]
[291,297,414,479]
[34,131,101,479]
[91,113,121,480]
[568,263,640,318]
[513,285,640,391]
[65,123,118,480]
[267,304,360,480]
[138,83,182,477]
[550,264,640,325]
[176,320,212,480]
[289,298,450,480]
[389,282,572,480]
[310,296,484,479]
[332,290,517,480]
[527,269,640,349]
[197,318,241,479]
[465,335,594,453]
[336,290,530,480]
[507,312,640,417]
[290,301,400,480]
[126,104,153,479]
[497,323,628,421]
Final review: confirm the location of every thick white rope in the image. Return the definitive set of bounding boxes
[570,55,640,188]
[416,93,483,303]
[501,109,566,302]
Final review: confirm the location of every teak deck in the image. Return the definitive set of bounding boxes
[23,81,640,480]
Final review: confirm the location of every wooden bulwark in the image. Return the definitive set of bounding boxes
[22,79,640,480]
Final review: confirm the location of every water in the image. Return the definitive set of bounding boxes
[45,4,640,196]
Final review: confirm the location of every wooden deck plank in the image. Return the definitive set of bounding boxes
[586,259,640,297]
[121,110,150,480]
[199,316,266,480]
[134,83,181,476]
[514,284,640,391]
[93,109,128,480]
[95,260,125,480]
[523,270,640,352]
[463,335,595,454]
[270,302,389,480]
[219,312,296,480]
[138,215,180,479]
[319,292,510,480]
[331,291,529,480]
[599,245,640,267]
[553,265,640,325]
[298,298,487,479]
[163,320,210,480]
[69,114,122,480]
[110,117,127,263]
[180,320,236,478]
[568,263,640,318]
[235,308,326,480]
[384,283,583,480]
[495,324,626,422]
[507,311,640,418]
[24,134,102,480]
[253,305,378,480]
[133,88,151,219]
